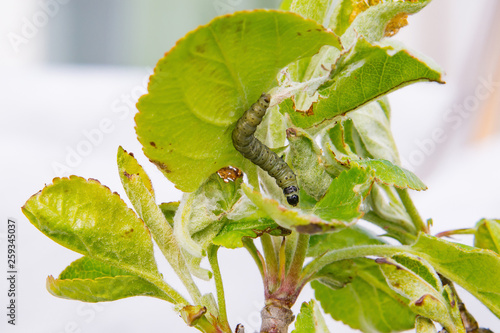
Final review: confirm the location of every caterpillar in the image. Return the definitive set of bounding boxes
[232,93,299,206]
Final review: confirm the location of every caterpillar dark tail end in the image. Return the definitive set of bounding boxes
[232,93,299,206]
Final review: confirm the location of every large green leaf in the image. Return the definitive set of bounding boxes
[22,176,159,277]
[22,176,188,305]
[308,223,415,332]
[47,257,173,303]
[136,10,341,192]
[286,38,443,128]
[410,234,500,319]
[292,299,331,333]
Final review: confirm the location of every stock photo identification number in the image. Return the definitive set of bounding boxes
[6,218,17,325]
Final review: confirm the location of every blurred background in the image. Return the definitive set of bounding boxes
[1,0,499,332]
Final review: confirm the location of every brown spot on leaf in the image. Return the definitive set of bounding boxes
[297,32,302,36]
[124,228,134,237]
[375,257,405,269]
[217,166,243,183]
[195,43,206,53]
[289,96,316,117]
[151,160,171,173]
[384,13,409,37]
[305,103,315,116]
[286,127,297,138]
[150,141,157,148]
[180,305,207,326]
[349,0,383,23]
[414,294,438,306]
[123,171,132,179]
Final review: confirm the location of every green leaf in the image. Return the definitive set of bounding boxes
[242,167,373,234]
[117,147,203,301]
[341,0,432,46]
[308,225,384,289]
[312,259,416,333]
[242,183,348,234]
[117,147,183,271]
[312,167,373,222]
[286,38,443,128]
[391,254,442,291]
[159,201,179,226]
[174,173,287,253]
[47,257,173,302]
[292,299,331,333]
[308,223,415,332]
[311,259,356,290]
[136,10,341,192]
[287,128,332,201]
[410,233,500,319]
[352,159,427,191]
[212,218,288,249]
[347,100,400,163]
[308,225,385,257]
[474,219,500,253]
[284,0,338,29]
[364,187,416,244]
[22,176,188,305]
[174,173,243,257]
[22,176,159,277]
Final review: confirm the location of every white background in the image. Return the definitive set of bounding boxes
[1,0,500,332]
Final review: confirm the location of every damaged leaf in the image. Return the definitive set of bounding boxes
[286,38,443,129]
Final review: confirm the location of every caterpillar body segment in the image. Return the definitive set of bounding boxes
[232,93,299,206]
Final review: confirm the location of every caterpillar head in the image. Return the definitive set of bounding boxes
[283,186,299,206]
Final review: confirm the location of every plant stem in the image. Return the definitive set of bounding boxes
[242,238,265,279]
[285,233,309,286]
[300,244,414,282]
[284,231,298,273]
[261,233,279,292]
[208,245,231,332]
[396,188,428,234]
[278,237,287,281]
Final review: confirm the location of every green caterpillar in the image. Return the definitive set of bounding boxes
[232,93,299,206]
